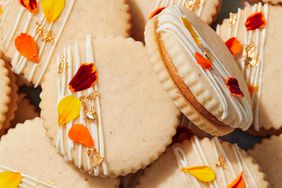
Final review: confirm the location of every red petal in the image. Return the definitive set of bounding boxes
[226,77,244,97]
[69,63,98,92]
[149,7,166,19]
[19,0,38,14]
[244,12,266,31]
[225,37,243,56]
[172,127,193,143]
[195,52,212,70]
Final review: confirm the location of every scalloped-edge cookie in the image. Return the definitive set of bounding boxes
[128,0,222,41]
[144,6,253,136]
[216,3,282,136]
[248,134,282,188]
[0,57,18,136]
[0,118,119,188]
[11,94,39,127]
[0,0,131,86]
[40,36,180,177]
[137,137,270,188]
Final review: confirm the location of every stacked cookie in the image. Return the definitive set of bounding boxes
[0,0,281,187]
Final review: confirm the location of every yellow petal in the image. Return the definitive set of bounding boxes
[41,0,65,23]
[182,17,201,46]
[58,95,81,126]
[0,172,22,188]
[181,166,215,183]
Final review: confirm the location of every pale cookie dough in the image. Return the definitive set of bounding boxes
[137,137,270,188]
[0,0,131,86]
[0,118,119,188]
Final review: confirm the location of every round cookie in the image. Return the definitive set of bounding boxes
[0,118,119,188]
[128,0,222,41]
[0,59,18,136]
[251,0,282,5]
[0,0,131,86]
[248,135,282,188]
[11,94,39,127]
[145,6,253,136]
[216,3,282,135]
[137,137,270,188]
[41,36,180,177]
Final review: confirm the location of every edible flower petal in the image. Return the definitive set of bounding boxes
[181,166,216,183]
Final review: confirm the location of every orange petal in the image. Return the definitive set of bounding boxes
[68,124,94,148]
[149,7,166,19]
[225,37,243,56]
[19,0,38,14]
[245,12,266,31]
[226,77,244,97]
[247,84,258,97]
[15,33,39,63]
[195,52,212,70]
[69,63,98,93]
[227,172,246,188]
[0,171,22,188]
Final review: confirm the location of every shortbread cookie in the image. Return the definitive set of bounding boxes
[0,118,119,187]
[216,3,282,135]
[249,135,282,188]
[11,94,38,127]
[145,6,252,136]
[137,137,270,188]
[128,0,222,41]
[41,36,180,177]
[0,0,131,86]
[0,59,18,136]
[251,0,282,5]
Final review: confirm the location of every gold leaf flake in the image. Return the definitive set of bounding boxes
[79,91,99,121]
[36,22,55,44]
[243,42,260,66]
[57,55,67,73]
[216,154,228,169]
[184,0,201,12]
[229,13,237,26]
[88,147,104,175]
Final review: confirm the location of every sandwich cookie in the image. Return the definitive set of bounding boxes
[216,3,282,135]
[40,36,180,177]
[145,6,253,136]
[137,137,270,188]
[0,118,119,188]
[128,0,222,41]
[0,0,131,86]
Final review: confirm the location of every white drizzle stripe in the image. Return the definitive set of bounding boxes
[157,7,252,130]
[35,0,76,86]
[55,35,108,176]
[225,3,269,131]
[0,0,13,24]
[154,0,206,16]
[173,137,258,187]
[172,146,201,188]
[0,165,55,188]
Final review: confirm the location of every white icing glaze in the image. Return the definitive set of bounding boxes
[155,0,205,16]
[157,7,252,130]
[1,0,76,87]
[218,3,269,131]
[56,35,108,176]
[172,137,257,187]
[0,165,55,188]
